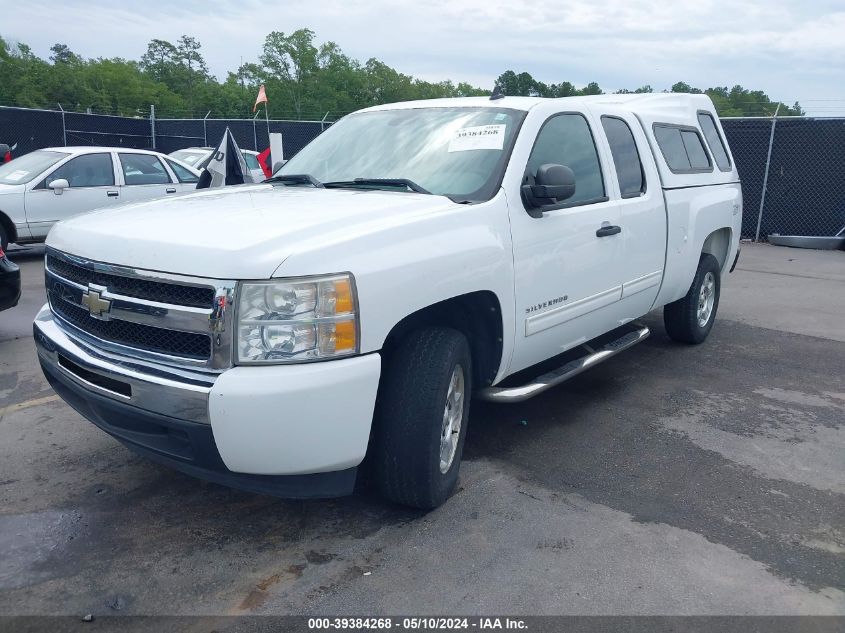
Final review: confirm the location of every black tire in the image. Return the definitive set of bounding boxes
[0,223,8,251]
[373,327,472,509]
[664,253,721,344]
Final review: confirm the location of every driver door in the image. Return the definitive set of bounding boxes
[507,111,626,373]
[24,152,121,239]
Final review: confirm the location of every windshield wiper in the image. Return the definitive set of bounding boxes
[265,173,324,188]
[323,178,431,195]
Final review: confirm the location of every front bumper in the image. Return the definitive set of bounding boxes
[34,305,382,497]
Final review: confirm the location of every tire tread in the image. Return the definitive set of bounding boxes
[374,327,471,509]
[664,253,721,344]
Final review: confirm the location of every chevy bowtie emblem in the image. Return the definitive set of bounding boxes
[81,286,112,319]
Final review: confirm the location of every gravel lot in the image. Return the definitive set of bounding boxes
[1,242,843,616]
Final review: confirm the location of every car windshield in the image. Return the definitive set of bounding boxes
[170,150,209,166]
[0,150,69,185]
[276,107,526,202]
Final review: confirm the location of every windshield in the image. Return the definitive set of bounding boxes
[0,150,69,185]
[170,149,210,166]
[277,107,526,202]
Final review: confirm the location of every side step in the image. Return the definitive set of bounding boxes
[478,323,650,403]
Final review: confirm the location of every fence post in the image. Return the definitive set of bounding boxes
[149,104,156,149]
[203,111,211,146]
[253,111,259,151]
[321,111,330,131]
[755,103,780,242]
[57,103,67,146]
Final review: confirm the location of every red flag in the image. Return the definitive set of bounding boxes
[253,84,268,113]
[257,147,272,178]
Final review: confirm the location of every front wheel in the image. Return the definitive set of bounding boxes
[373,327,472,509]
[664,253,722,344]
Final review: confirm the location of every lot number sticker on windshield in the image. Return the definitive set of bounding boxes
[448,124,506,152]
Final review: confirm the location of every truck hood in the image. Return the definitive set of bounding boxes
[47,184,461,279]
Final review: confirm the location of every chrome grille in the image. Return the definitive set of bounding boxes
[45,248,236,369]
[46,254,215,308]
[50,293,212,360]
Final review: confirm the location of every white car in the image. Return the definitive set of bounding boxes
[169,147,266,183]
[0,147,200,249]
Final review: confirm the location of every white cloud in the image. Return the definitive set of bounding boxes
[3,0,844,114]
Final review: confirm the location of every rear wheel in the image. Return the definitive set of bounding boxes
[664,253,721,344]
[373,327,472,509]
[0,223,8,251]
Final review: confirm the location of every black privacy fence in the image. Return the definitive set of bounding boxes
[0,106,327,166]
[721,117,845,240]
[2,105,844,240]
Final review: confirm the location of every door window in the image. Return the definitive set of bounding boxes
[242,153,260,170]
[654,125,712,173]
[526,114,605,206]
[601,116,645,198]
[42,153,114,188]
[119,154,172,185]
[166,159,199,183]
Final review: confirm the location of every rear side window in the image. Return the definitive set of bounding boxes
[653,125,712,173]
[119,153,171,185]
[601,116,645,197]
[166,159,199,183]
[697,112,731,171]
[526,113,606,206]
[242,153,260,170]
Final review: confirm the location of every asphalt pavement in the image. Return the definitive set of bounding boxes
[0,242,843,616]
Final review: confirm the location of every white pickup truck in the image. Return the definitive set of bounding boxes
[35,93,741,508]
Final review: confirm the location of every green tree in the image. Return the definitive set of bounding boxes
[140,39,179,85]
[261,29,319,117]
[0,30,806,120]
[49,43,80,65]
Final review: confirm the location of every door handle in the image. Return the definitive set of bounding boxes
[596,224,622,238]
[106,191,119,197]
[166,187,177,194]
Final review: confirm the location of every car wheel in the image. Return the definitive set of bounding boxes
[664,253,722,344]
[0,224,8,251]
[373,327,472,509]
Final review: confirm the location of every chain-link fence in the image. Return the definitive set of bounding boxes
[154,117,327,158]
[3,106,844,240]
[722,117,845,240]
[0,105,328,163]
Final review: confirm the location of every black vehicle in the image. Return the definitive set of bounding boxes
[0,246,21,311]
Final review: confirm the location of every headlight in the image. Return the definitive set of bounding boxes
[235,274,358,364]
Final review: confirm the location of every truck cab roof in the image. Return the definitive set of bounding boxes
[362,92,717,116]
[362,93,737,189]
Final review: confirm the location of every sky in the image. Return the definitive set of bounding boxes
[4,0,845,116]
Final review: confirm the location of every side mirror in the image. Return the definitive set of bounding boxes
[522,164,576,217]
[49,179,69,195]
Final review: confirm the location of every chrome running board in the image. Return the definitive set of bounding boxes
[478,324,650,403]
